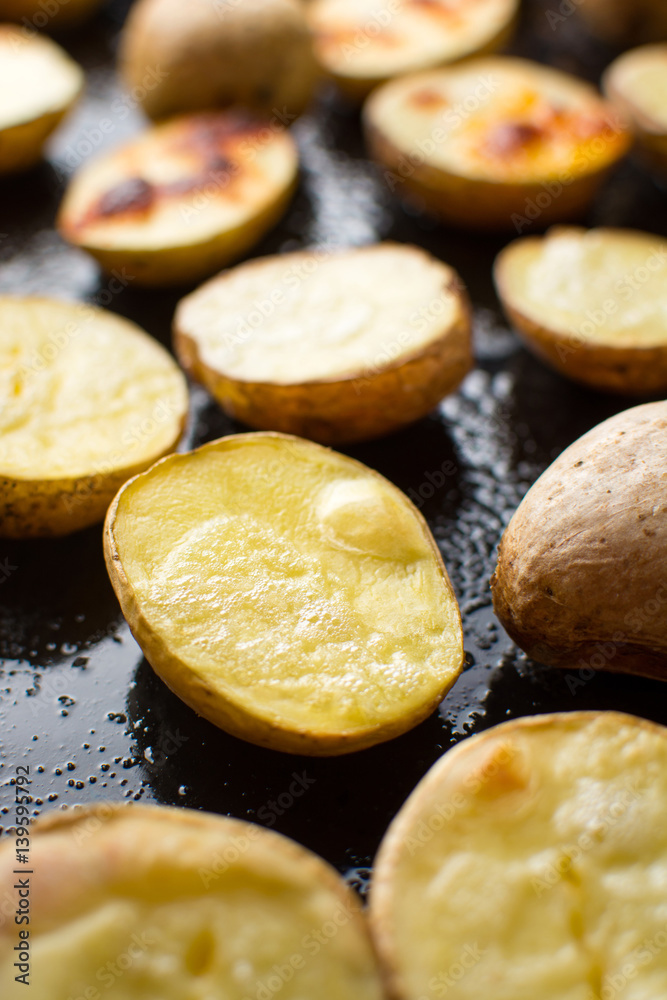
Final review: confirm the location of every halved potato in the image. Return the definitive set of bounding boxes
[578,0,667,44]
[364,57,631,232]
[0,24,83,175]
[604,44,667,175]
[0,297,188,538]
[0,0,102,29]
[57,111,299,286]
[0,803,384,999]
[370,711,667,1000]
[104,433,464,755]
[120,0,318,121]
[494,227,667,393]
[174,242,473,444]
[491,401,667,679]
[307,0,518,101]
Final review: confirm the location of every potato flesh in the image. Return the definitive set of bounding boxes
[0,298,187,480]
[176,245,461,383]
[0,810,383,999]
[368,59,623,182]
[112,437,462,735]
[607,45,667,130]
[308,0,516,80]
[500,228,667,346]
[0,27,82,129]
[59,114,298,251]
[377,715,667,999]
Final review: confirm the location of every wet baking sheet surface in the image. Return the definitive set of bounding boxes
[2,0,667,888]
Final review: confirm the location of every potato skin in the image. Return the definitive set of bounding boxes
[0,0,102,29]
[491,401,667,679]
[603,46,667,177]
[173,256,473,444]
[104,432,464,755]
[0,108,70,176]
[579,0,667,43]
[120,0,319,121]
[494,233,667,395]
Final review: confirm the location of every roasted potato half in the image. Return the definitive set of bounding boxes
[0,24,83,175]
[0,297,188,538]
[578,0,667,44]
[174,242,473,444]
[364,57,631,232]
[57,111,299,286]
[306,0,518,102]
[104,433,464,755]
[604,44,667,176]
[0,803,384,999]
[0,0,102,29]
[494,227,667,393]
[120,0,318,122]
[491,401,667,679]
[370,711,667,1000]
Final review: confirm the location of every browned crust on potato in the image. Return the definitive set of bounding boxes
[103,432,464,755]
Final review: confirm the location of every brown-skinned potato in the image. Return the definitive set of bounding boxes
[173,242,473,444]
[364,57,631,232]
[494,226,667,394]
[120,0,319,121]
[104,432,464,755]
[0,0,102,29]
[603,44,667,176]
[578,0,667,44]
[491,401,667,679]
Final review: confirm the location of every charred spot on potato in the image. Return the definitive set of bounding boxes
[410,88,449,109]
[96,178,155,218]
[483,121,544,157]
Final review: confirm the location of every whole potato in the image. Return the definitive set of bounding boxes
[0,0,103,30]
[578,0,667,43]
[120,0,319,121]
[491,401,667,680]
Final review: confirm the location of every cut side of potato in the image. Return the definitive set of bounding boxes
[104,433,464,755]
[0,804,384,1000]
[0,24,83,175]
[364,57,631,231]
[174,242,473,444]
[0,0,103,29]
[494,226,667,393]
[307,0,518,101]
[370,711,667,1000]
[0,297,188,538]
[604,44,667,175]
[491,401,667,678]
[120,0,319,121]
[57,111,299,286]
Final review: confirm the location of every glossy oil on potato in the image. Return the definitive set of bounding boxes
[0,25,83,175]
[364,57,631,231]
[0,804,384,1000]
[57,111,299,286]
[307,0,518,101]
[491,401,667,678]
[174,242,473,444]
[604,44,667,175]
[104,433,464,755]
[0,297,188,538]
[370,711,667,1000]
[494,227,667,393]
[120,0,318,121]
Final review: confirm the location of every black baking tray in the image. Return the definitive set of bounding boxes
[2,0,667,891]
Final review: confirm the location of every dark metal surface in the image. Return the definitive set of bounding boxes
[2,0,667,890]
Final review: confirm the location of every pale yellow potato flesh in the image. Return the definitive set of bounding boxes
[370,711,667,1000]
[604,45,667,174]
[364,58,631,231]
[174,242,473,443]
[120,0,319,121]
[494,227,667,393]
[0,297,188,537]
[104,433,464,754]
[58,112,299,286]
[0,24,83,174]
[0,804,385,1000]
[307,0,518,100]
